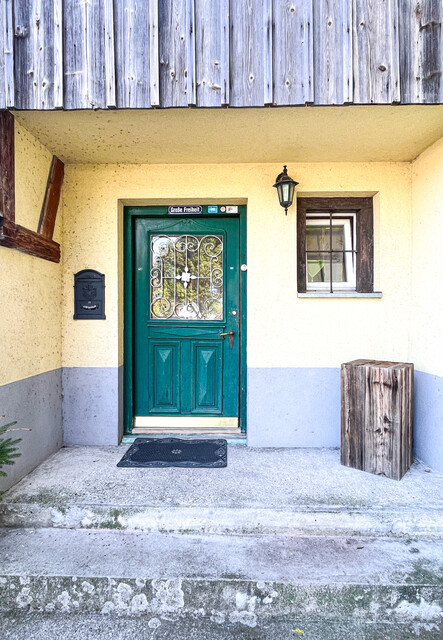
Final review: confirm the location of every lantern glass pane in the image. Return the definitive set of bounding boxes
[282,183,290,204]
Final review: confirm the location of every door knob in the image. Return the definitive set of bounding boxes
[219,330,235,349]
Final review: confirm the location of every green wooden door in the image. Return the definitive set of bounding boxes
[133,216,240,428]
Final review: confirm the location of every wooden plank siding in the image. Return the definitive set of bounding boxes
[0,2,6,109]
[63,0,106,110]
[0,0,441,110]
[353,0,400,104]
[1,0,15,108]
[273,0,314,105]
[230,0,265,107]
[314,0,353,105]
[195,0,222,107]
[159,0,188,107]
[400,0,443,104]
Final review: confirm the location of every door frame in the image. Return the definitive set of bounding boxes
[123,204,247,435]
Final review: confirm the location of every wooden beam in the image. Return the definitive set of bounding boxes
[0,222,60,262]
[0,110,15,231]
[0,111,60,263]
[38,156,64,240]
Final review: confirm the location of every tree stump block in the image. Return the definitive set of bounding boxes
[341,360,413,480]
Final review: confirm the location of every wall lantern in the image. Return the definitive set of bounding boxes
[273,165,299,215]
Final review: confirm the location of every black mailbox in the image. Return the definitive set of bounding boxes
[73,270,106,320]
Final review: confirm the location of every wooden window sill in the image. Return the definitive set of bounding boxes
[298,291,382,298]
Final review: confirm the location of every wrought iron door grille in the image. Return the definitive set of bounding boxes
[150,234,224,320]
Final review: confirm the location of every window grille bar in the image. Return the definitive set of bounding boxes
[329,210,333,293]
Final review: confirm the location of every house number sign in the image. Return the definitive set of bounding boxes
[73,269,106,320]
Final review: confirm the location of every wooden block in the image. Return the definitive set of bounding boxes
[341,360,413,480]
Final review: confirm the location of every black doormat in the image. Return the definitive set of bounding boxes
[117,437,227,468]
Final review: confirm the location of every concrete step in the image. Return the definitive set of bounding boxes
[2,612,443,640]
[2,446,443,539]
[0,528,442,631]
[2,501,443,539]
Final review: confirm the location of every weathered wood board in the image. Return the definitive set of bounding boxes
[63,0,106,110]
[195,0,222,107]
[230,0,265,107]
[400,0,443,104]
[0,2,7,108]
[273,0,314,105]
[0,110,15,225]
[314,0,353,104]
[0,1,441,110]
[13,0,54,109]
[114,0,150,108]
[159,0,188,107]
[353,0,400,104]
[1,0,15,108]
[341,359,413,481]
[37,155,64,240]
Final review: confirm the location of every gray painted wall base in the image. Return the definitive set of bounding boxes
[247,368,341,448]
[62,367,122,446]
[1,367,441,488]
[414,371,443,474]
[0,370,62,492]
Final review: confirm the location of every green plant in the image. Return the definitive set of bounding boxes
[0,421,22,477]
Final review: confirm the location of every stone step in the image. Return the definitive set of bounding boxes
[2,446,443,541]
[0,528,442,631]
[2,612,443,640]
[2,502,443,539]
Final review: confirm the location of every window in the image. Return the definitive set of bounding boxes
[297,198,374,294]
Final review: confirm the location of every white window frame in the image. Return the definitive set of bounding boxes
[306,213,356,291]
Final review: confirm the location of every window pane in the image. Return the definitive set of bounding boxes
[331,252,346,282]
[331,225,346,250]
[306,225,330,251]
[307,253,328,282]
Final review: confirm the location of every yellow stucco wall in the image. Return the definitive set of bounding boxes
[61,162,412,370]
[411,137,443,377]
[0,124,62,386]
[14,122,54,234]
